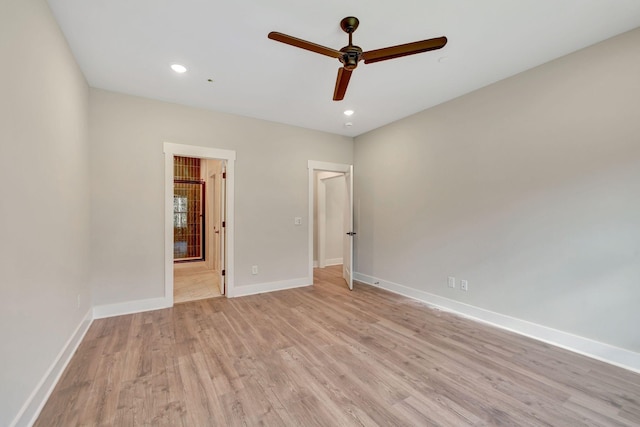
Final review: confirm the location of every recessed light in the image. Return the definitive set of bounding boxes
[171,64,187,73]
[343,110,354,116]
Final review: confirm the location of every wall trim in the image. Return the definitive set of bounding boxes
[232,277,312,298]
[354,272,640,374]
[93,297,171,319]
[10,310,93,427]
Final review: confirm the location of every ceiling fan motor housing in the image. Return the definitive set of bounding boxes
[340,46,362,69]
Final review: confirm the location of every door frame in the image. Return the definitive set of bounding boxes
[307,160,353,282]
[164,142,236,303]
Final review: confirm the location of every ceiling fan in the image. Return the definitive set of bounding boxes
[268,16,447,101]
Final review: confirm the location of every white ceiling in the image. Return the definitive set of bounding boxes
[47,0,640,137]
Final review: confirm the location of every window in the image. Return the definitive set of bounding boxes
[173,195,188,229]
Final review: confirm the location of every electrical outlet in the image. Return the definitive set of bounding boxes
[294,217,302,225]
[461,280,468,291]
[251,265,258,275]
[448,276,455,288]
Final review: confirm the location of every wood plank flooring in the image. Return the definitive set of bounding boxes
[36,265,640,426]
[174,261,221,303]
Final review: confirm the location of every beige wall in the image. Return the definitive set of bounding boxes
[354,28,640,352]
[0,0,91,425]
[89,89,353,305]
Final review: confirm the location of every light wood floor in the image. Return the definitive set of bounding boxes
[174,261,221,303]
[36,265,640,426]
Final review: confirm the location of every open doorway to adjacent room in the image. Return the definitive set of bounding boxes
[164,143,236,305]
[173,156,226,303]
[308,161,354,291]
[314,171,346,269]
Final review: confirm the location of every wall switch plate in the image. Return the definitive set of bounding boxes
[294,217,302,225]
[461,280,468,291]
[251,265,258,275]
[448,276,455,288]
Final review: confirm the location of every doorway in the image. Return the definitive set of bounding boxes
[164,143,236,305]
[308,160,354,290]
[314,171,346,269]
[172,156,226,303]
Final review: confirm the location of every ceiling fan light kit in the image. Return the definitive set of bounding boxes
[268,16,447,101]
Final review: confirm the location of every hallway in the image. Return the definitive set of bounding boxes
[174,261,221,303]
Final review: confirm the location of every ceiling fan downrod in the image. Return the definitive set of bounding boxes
[339,17,362,70]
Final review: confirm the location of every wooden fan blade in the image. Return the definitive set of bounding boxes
[268,32,342,59]
[333,67,353,101]
[362,36,447,64]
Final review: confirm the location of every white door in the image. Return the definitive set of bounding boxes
[342,166,354,290]
[211,171,220,271]
[219,165,226,295]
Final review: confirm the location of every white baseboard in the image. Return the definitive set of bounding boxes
[232,277,312,298]
[354,272,640,374]
[93,296,171,319]
[11,309,93,427]
[313,258,343,269]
